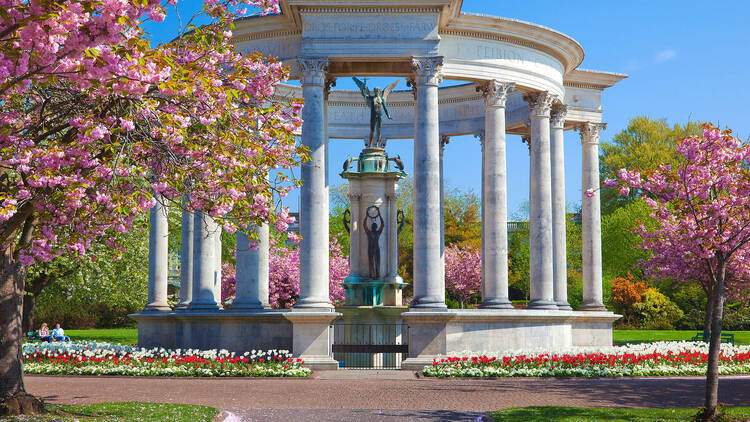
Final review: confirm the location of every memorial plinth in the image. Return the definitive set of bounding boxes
[340,147,407,307]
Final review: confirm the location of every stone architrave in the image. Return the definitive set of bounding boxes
[524,91,558,310]
[145,196,170,311]
[477,80,514,309]
[580,122,607,311]
[410,56,446,309]
[296,57,333,310]
[550,103,571,310]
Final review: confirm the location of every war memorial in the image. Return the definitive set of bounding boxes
[131,0,626,370]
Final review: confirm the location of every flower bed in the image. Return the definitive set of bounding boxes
[23,342,311,377]
[423,342,750,378]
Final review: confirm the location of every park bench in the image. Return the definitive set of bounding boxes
[690,332,734,344]
[26,331,39,340]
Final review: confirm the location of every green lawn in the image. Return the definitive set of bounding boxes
[4,402,218,422]
[491,406,750,421]
[65,328,138,345]
[613,330,750,345]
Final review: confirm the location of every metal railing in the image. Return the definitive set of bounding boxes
[332,323,408,369]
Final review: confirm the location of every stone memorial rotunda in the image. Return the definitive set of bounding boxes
[132,0,625,370]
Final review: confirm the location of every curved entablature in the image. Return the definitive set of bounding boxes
[230,0,602,96]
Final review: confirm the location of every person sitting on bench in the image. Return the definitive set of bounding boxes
[51,323,70,342]
[38,323,52,343]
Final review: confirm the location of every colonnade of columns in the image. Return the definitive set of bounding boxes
[144,55,606,313]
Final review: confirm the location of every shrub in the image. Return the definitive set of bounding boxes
[632,289,684,329]
[611,273,649,325]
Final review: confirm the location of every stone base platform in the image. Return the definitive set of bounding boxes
[129,309,340,370]
[400,309,620,371]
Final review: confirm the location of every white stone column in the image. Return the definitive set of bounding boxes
[214,225,222,304]
[188,212,220,310]
[550,104,572,310]
[410,56,446,309]
[176,199,193,310]
[524,91,558,309]
[580,122,607,311]
[233,224,270,309]
[295,57,332,310]
[145,196,170,311]
[477,80,514,309]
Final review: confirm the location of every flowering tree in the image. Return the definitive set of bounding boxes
[444,243,482,308]
[606,123,750,421]
[0,0,304,414]
[221,235,347,308]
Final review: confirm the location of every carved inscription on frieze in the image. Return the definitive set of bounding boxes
[302,15,438,40]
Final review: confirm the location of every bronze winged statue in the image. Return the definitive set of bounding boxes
[352,77,400,148]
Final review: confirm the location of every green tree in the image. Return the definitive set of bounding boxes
[29,219,150,330]
[600,117,701,214]
[601,198,654,279]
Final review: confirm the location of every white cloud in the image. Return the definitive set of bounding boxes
[654,49,677,63]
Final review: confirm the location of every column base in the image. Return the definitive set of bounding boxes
[480,299,514,309]
[579,302,607,311]
[294,298,334,309]
[527,299,558,310]
[556,301,573,311]
[409,296,447,309]
[142,304,171,312]
[185,303,221,311]
[228,302,266,311]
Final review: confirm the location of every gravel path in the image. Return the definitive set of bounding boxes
[25,372,750,421]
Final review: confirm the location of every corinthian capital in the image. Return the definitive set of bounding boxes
[550,103,568,129]
[476,80,515,108]
[579,122,607,145]
[411,56,443,87]
[297,57,328,86]
[523,91,558,117]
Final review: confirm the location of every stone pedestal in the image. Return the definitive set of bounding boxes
[286,311,341,370]
[341,148,407,306]
[400,309,621,370]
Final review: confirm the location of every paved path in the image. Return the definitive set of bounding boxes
[26,372,750,421]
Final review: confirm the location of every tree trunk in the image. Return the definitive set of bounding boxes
[22,273,54,334]
[700,265,726,421]
[702,293,713,340]
[0,249,46,415]
[21,294,36,335]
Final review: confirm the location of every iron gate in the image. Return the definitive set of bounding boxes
[332,322,408,369]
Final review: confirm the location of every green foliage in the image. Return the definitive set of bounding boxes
[600,116,701,215]
[490,406,750,422]
[443,187,481,250]
[34,221,149,329]
[632,289,685,330]
[723,304,750,331]
[601,199,654,279]
[566,268,583,310]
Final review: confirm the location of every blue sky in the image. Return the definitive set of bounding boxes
[148,1,750,216]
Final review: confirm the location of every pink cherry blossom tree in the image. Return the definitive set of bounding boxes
[444,243,482,308]
[606,123,750,421]
[221,234,347,308]
[0,0,303,414]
